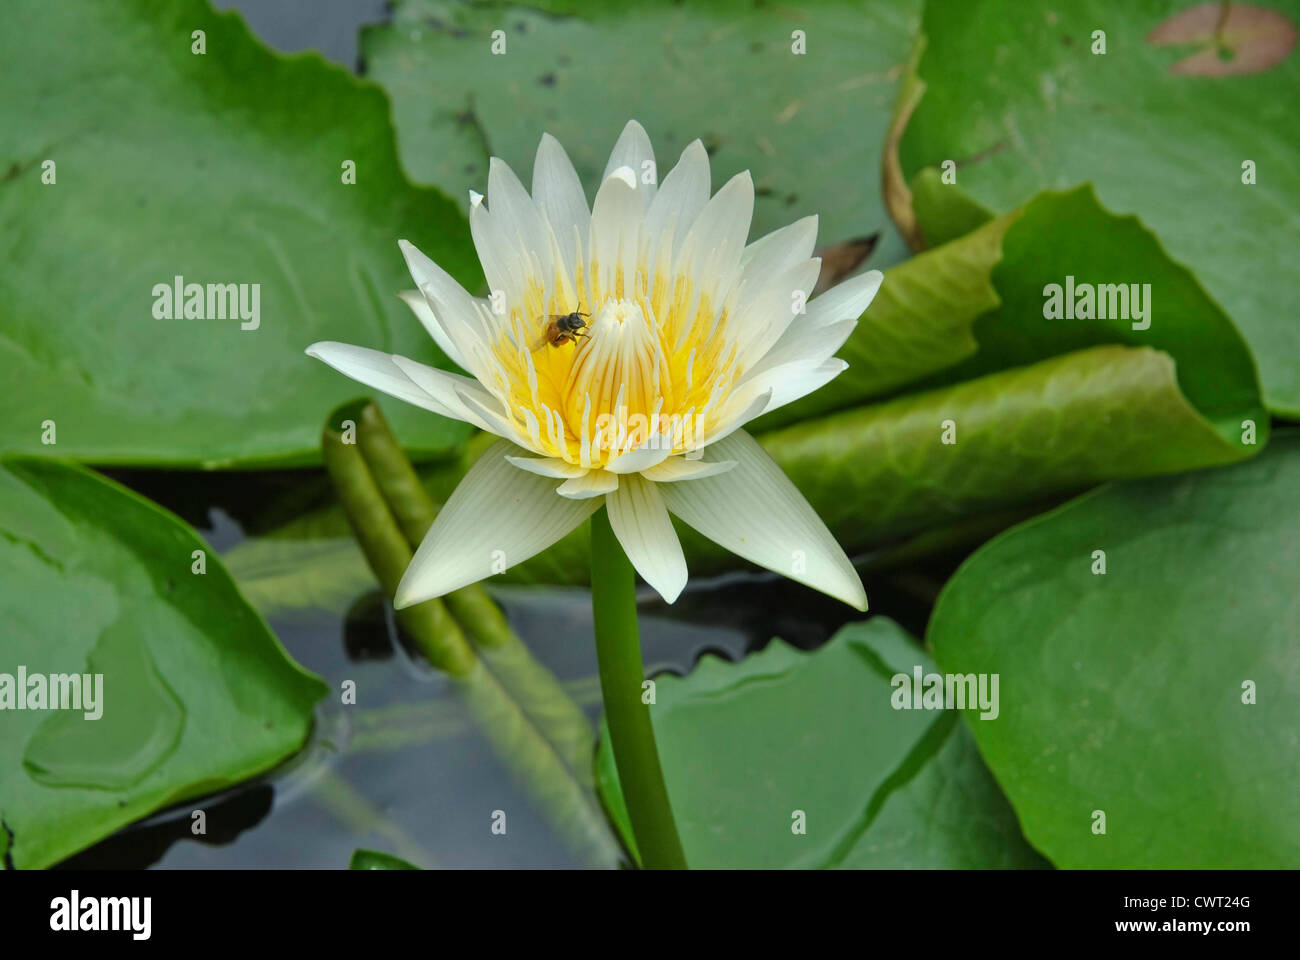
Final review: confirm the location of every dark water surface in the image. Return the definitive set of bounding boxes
[212,0,389,71]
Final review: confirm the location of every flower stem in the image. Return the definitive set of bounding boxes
[321,400,475,677]
[589,507,687,870]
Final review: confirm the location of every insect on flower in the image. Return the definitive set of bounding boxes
[308,121,882,610]
[533,311,591,349]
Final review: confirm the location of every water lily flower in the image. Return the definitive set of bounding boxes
[308,121,880,611]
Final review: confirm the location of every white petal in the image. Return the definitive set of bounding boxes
[673,170,754,306]
[588,171,643,299]
[388,354,513,437]
[657,430,866,610]
[641,456,738,482]
[469,198,529,309]
[397,240,488,364]
[739,215,819,279]
[603,433,674,474]
[487,156,553,283]
[602,120,657,209]
[557,469,619,499]
[306,341,455,418]
[726,358,848,421]
[732,257,822,365]
[395,441,600,607]
[767,358,848,412]
[745,317,857,381]
[606,474,687,603]
[605,165,637,190]
[803,269,884,329]
[532,133,590,277]
[398,290,470,371]
[698,387,772,448]
[505,455,587,479]
[452,385,538,451]
[644,139,711,268]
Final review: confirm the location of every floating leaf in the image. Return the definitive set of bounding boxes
[596,618,1046,868]
[0,0,481,466]
[929,431,1300,868]
[0,456,326,869]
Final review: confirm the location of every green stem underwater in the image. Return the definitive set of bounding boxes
[589,507,688,870]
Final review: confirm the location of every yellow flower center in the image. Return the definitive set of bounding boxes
[489,263,739,469]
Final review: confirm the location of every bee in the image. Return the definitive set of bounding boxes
[533,311,591,349]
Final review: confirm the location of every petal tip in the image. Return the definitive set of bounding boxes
[657,582,685,604]
[305,341,344,361]
[397,238,430,270]
[858,269,885,297]
[607,165,638,190]
[728,169,755,194]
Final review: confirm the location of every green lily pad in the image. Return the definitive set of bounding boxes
[928,431,1300,868]
[0,0,480,466]
[363,0,920,263]
[895,0,1300,414]
[596,618,1046,868]
[919,187,1266,435]
[772,183,1267,435]
[0,456,326,869]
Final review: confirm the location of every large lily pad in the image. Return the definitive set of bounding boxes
[0,456,326,868]
[928,432,1300,868]
[362,0,920,263]
[0,0,480,466]
[912,186,1266,436]
[774,183,1266,432]
[894,0,1300,414]
[596,618,1047,868]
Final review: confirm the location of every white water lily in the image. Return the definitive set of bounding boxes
[308,121,881,610]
